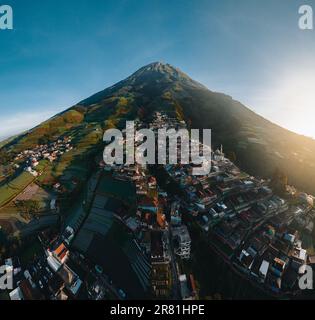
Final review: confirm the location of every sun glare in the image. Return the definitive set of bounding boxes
[270,70,315,137]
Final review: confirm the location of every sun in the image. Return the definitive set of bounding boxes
[270,70,315,137]
[280,73,315,112]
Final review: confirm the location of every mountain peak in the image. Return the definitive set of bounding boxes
[126,61,205,89]
[79,62,205,105]
[132,61,186,77]
[142,61,167,68]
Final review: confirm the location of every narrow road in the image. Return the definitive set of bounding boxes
[168,227,181,299]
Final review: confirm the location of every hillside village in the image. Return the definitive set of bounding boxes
[13,136,74,177]
[1,111,315,300]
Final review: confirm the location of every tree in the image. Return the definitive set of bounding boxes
[0,150,11,165]
[0,228,8,260]
[15,200,41,220]
[271,168,288,195]
[38,135,50,145]
[226,150,237,163]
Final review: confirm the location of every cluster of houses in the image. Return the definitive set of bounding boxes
[6,239,82,300]
[149,112,315,297]
[236,222,309,294]
[101,113,195,299]
[105,160,178,298]
[13,136,73,177]
[4,109,315,300]
[103,159,194,299]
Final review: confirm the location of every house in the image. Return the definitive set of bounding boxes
[270,257,286,277]
[151,231,171,264]
[9,287,24,300]
[291,247,307,263]
[179,274,193,300]
[172,225,191,260]
[238,249,255,270]
[284,233,295,244]
[50,199,57,211]
[57,264,82,297]
[138,196,158,213]
[151,231,172,298]
[47,255,62,273]
[259,260,269,281]
[125,216,140,232]
[53,243,69,264]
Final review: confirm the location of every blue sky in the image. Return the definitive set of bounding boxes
[0,0,315,139]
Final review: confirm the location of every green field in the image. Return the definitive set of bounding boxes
[0,134,19,149]
[0,172,34,207]
[37,126,103,189]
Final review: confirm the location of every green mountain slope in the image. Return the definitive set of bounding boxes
[2,62,315,194]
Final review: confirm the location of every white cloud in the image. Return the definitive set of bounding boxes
[0,109,60,141]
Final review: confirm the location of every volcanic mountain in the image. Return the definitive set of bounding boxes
[2,62,315,194]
